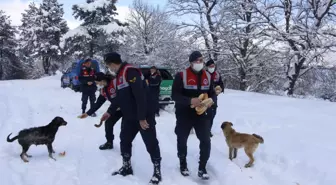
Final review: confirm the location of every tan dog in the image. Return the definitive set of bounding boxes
[220,121,264,168]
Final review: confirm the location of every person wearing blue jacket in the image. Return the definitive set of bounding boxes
[99,52,162,185]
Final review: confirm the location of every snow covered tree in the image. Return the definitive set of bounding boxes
[255,0,336,95]
[168,0,222,62]
[35,0,69,75]
[168,0,282,91]
[120,0,192,70]
[69,0,125,58]
[0,11,23,80]
[18,2,41,78]
[214,0,284,91]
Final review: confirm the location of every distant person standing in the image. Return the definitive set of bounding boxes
[206,59,224,137]
[78,58,97,116]
[147,66,162,116]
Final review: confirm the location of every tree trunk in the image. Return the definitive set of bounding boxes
[89,41,94,58]
[0,50,3,79]
[203,0,218,61]
[285,56,305,95]
[0,61,3,80]
[43,56,50,75]
[239,66,247,90]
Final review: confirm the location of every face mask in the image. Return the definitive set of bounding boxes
[97,84,104,89]
[192,63,204,72]
[108,68,116,76]
[208,67,215,73]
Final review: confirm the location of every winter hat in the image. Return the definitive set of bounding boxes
[189,51,203,62]
[104,52,122,64]
[94,72,106,82]
[206,59,215,67]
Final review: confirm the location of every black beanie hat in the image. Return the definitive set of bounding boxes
[189,51,202,62]
[206,59,215,67]
[94,72,106,81]
[104,52,122,64]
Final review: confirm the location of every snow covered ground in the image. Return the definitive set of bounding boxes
[1,73,336,185]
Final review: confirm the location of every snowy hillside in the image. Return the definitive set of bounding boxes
[1,73,336,185]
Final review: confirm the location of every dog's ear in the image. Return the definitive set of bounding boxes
[221,121,233,130]
[52,116,63,124]
[220,122,226,129]
[51,117,57,123]
[52,116,59,121]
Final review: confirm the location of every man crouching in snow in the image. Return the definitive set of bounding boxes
[100,52,162,185]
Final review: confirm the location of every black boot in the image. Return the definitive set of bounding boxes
[99,142,113,150]
[197,163,209,180]
[149,160,162,185]
[90,113,97,117]
[179,157,189,176]
[112,157,133,176]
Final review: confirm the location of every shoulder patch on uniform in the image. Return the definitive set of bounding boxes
[129,77,137,83]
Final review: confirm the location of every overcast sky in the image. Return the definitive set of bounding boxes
[0,0,167,29]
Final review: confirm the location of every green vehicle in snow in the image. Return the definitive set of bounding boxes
[139,65,175,107]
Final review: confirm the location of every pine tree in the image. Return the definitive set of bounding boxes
[18,2,41,78]
[36,0,69,75]
[0,10,22,80]
[70,0,124,58]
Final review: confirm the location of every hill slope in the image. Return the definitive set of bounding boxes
[1,74,335,185]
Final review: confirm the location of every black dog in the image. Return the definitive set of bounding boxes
[6,116,67,162]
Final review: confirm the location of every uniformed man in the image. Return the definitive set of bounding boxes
[171,51,217,180]
[100,52,162,185]
[78,58,97,116]
[147,66,162,116]
[206,59,224,137]
[78,72,122,150]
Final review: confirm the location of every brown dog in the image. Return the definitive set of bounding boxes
[220,121,264,168]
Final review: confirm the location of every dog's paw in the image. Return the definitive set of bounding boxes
[25,153,32,158]
[22,158,29,163]
[244,163,252,168]
[49,155,57,161]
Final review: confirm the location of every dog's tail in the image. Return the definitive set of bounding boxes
[7,133,18,142]
[252,134,264,144]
